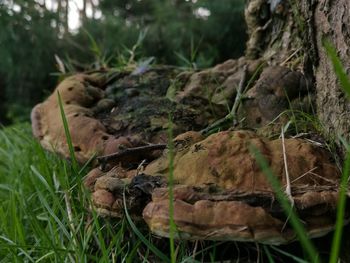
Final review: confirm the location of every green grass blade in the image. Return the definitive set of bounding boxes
[249,145,319,263]
[322,38,350,97]
[126,239,142,262]
[88,211,110,261]
[78,152,96,176]
[263,245,275,263]
[323,38,350,263]
[30,166,71,240]
[180,242,224,263]
[167,117,177,263]
[123,190,170,263]
[0,236,35,262]
[329,150,350,263]
[269,246,309,263]
[57,91,79,172]
[83,29,102,58]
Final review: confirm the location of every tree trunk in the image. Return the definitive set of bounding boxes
[244,0,350,259]
[310,0,350,145]
[80,0,87,21]
[0,74,9,125]
[57,0,62,33]
[244,0,350,152]
[64,0,69,32]
[90,0,96,19]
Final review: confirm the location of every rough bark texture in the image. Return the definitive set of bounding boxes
[246,0,350,151]
[245,0,302,66]
[252,0,350,262]
[312,0,350,144]
[303,0,350,262]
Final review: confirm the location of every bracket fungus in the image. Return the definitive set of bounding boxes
[31,73,110,163]
[31,67,218,164]
[86,130,344,245]
[31,61,344,245]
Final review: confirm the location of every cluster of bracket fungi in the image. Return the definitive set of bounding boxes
[31,58,346,245]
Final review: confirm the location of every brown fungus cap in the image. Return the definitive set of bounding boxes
[31,73,114,163]
[31,67,226,165]
[144,130,339,190]
[174,58,262,108]
[142,130,342,244]
[32,64,344,245]
[143,186,338,244]
[30,59,267,166]
[84,129,343,244]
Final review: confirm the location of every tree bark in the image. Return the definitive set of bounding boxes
[311,0,350,144]
[64,0,69,32]
[244,0,350,152]
[80,0,87,21]
[244,0,350,259]
[0,74,9,125]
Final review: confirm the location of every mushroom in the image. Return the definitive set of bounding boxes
[31,63,342,245]
[86,130,344,245]
[31,68,220,165]
[31,73,114,163]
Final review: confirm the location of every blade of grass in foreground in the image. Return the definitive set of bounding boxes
[167,116,177,263]
[323,39,350,263]
[263,245,275,263]
[322,38,350,97]
[269,246,309,263]
[329,150,350,263]
[123,190,170,263]
[249,145,319,263]
[57,91,79,172]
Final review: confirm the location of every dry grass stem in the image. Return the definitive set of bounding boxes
[136,159,147,176]
[290,167,318,184]
[281,128,294,205]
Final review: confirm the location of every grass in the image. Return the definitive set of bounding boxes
[0,124,133,261]
[0,122,180,262]
[1,33,350,262]
[323,38,350,263]
[167,116,177,263]
[250,145,319,262]
[0,117,347,260]
[248,38,350,263]
[2,84,348,262]
[0,116,221,261]
[0,124,238,262]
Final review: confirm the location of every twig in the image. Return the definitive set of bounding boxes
[64,190,78,248]
[192,240,198,260]
[201,65,248,134]
[231,65,248,126]
[137,250,151,263]
[135,159,147,176]
[97,144,167,164]
[290,167,318,184]
[64,191,74,228]
[280,48,302,66]
[309,172,339,185]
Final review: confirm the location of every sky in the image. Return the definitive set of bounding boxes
[7,0,209,30]
[45,0,100,30]
[68,0,83,29]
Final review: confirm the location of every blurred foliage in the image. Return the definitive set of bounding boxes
[0,0,246,123]
[87,0,246,66]
[0,1,59,123]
